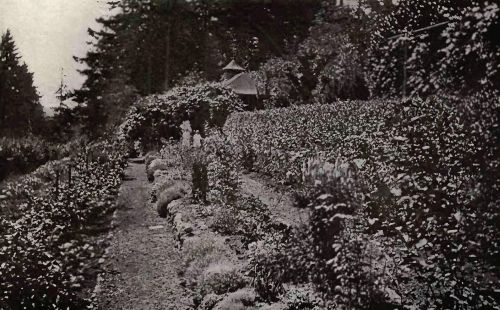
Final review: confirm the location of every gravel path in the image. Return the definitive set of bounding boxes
[96,161,190,310]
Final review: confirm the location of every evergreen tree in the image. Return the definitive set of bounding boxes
[0,30,44,136]
[48,69,77,141]
[72,0,321,137]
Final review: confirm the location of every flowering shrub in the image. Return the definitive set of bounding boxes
[118,82,244,152]
[227,94,500,308]
[0,140,126,309]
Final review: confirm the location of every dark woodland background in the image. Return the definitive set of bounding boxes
[1,0,498,140]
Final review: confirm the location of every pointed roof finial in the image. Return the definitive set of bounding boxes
[222,59,245,72]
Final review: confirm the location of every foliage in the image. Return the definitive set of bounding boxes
[249,227,313,302]
[71,0,321,136]
[252,56,307,107]
[0,30,45,136]
[224,101,387,182]
[252,3,373,106]
[376,94,500,308]
[180,235,230,293]
[196,261,247,298]
[367,0,500,97]
[210,196,272,245]
[281,285,323,310]
[249,169,389,308]
[0,136,82,182]
[203,130,241,206]
[118,82,244,152]
[0,140,126,308]
[298,3,371,103]
[227,94,500,308]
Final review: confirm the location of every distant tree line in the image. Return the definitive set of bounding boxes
[62,0,498,138]
[68,0,323,137]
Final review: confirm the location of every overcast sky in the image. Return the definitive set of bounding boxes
[0,0,109,114]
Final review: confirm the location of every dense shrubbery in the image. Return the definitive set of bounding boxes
[225,94,500,308]
[0,140,126,309]
[224,100,389,183]
[250,3,372,108]
[184,129,275,245]
[203,131,241,207]
[368,1,500,97]
[0,137,72,182]
[118,82,244,153]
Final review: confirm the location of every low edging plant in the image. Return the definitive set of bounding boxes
[0,139,127,309]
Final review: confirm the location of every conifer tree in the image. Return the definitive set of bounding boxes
[72,0,321,136]
[0,30,43,136]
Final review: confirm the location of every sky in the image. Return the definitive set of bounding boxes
[0,0,109,114]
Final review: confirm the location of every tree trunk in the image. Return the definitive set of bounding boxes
[164,20,172,91]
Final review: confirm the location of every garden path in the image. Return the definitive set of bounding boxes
[241,172,309,227]
[95,160,190,310]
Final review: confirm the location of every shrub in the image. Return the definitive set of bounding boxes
[0,136,71,182]
[210,196,272,245]
[236,196,273,245]
[210,206,241,236]
[118,82,245,152]
[180,236,230,291]
[198,294,224,310]
[147,158,169,182]
[233,94,500,308]
[250,171,388,308]
[367,1,500,97]
[144,150,160,167]
[252,56,307,107]
[373,94,500,308]
[249,227,313,302]
[213,288,257,310]
[195,261,247,302]
[204,131,241,206]
[151,177,175,202]
[156,183,188,218]
[282,285,323,310]
[0,139,126,308]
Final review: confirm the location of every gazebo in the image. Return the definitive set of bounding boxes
[222,60,245,75]
[221,60,259,104]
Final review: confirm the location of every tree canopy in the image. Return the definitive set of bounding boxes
[0,30,44,136]
[71,0,322,136]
